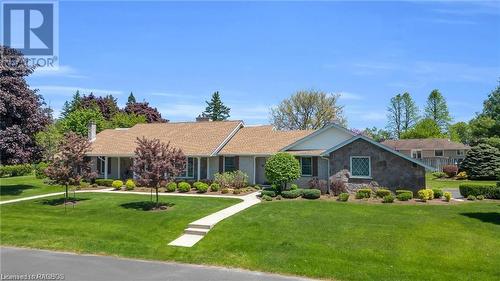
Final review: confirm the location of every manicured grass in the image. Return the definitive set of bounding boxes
[0,193,239,257]
[1,193,499,281]
[0,175,63,201]
[426,172,498,189]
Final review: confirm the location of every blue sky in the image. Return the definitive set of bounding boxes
[28,0,500,129]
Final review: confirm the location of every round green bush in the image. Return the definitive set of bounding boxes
[281,189,301,199]
[193,181,203,190]
[112,180,123,190]
[177,182,191,192]
[125,179,136,190]
[290,184,298,190]
[166,182,177,192]
[233,188,241,195]
[210,183,220,192]
[467,195,476,201]
[302,189,321,199]
[221,188,229,194]
[432,189,443,198]
[375,189,391,198]
[396,189,413,195]
[261,190,276,197]
[261,195,273,201]
[197,183,209,193]
[476,195,485,200]
[264,152,301,191]
[382,194,395,203]
[338,193,349,202]
[396,192,412,201]
[444,191,452,202]
[355,189,372,199]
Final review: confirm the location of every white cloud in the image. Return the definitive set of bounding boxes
[34,85,123,96]
[337,92,363,101]
[32,65,87,78]
[159,103,205,119]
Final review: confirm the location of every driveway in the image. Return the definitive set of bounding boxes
[0,247,314,281]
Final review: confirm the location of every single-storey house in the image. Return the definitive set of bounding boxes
[381,138,470,171]
[87,120,432,191]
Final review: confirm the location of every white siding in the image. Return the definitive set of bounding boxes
[290,127,352,150]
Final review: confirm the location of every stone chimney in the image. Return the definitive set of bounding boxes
[196,114,210,122]
[88,121,96,141]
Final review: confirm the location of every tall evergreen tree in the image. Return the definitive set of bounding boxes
[424,89,452,131]
[61,90,82,118]
[204,91,230,121]
[127,92,136,104]
[401,92,419,131]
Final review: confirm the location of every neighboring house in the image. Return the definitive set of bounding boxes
[381,139,470,171]
[87,120,432,192]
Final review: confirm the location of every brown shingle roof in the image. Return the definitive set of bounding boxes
[88,121,242,156]
[381,138,470,150]
[219,125,314,155]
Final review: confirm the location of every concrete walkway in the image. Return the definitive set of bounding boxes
[169,191,260,247]
[1,247,314,281]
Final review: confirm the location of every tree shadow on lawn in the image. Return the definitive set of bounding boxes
[120,201,175,211]
[461,212,500,225]
[0,184,35,196]
[40,197,90,206]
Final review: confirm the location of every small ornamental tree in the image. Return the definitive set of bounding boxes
[460,143,500,180]
[45,132,95,202]
[264,152,301,192]
[132,137,186,208]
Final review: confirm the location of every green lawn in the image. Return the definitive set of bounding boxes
[1,193,499,281]
[0,175,64,201]
[426,172,498,189]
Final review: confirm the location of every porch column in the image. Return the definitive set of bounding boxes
[253,156,256,185]
[132,158,136,179]
[117,157,120,180]
[206,157,210,180]
[197,157,201,181]
[104,156,108,179]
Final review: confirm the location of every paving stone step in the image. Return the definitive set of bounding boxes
[187,223,212,230]
[184,228,210,236]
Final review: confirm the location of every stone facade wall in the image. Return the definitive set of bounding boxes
[329,139,426,192]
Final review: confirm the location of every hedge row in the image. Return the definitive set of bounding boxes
[459,184,499,199]
[0,164,33,177]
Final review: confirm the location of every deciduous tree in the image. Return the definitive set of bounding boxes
[386,92,419,139]
[132,137,186,208]
[270,90,346,130]
[59,108,106,136]
[45,132,95,202]
[204,91,230,121]
[107,112,146,128]
[264,152,301,192]
[35,124,63,162]
[363,127,391,142]
[124,101,166,123]
[0,46,50,164]
[449,122,471,145]
[401,118,445,139]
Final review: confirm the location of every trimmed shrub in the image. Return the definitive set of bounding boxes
[0,164,33,177]
[338,192,349,202]
[456,171,468,180]
[275,195,282,200]
[497,182,500,187]
[213,170,249,189]
[477,195,485,200]
[112,180,123,190]
[262,195,273,201]
[442,165,458,178]
[444,192,452,202]
[261,190,276,197]
[432,172,446,179]
[34,162,49,179]
[193,181,204,190]
[355,189,372,199]
[125,179,136,190]
[432,189,443,199]
[459,183,499,199]
[281,189,301,199]
[95,179,114,187]
[309,178,329,194]
[467,195,476,201]
[233,188,241,195]
[302,189,321,199]
[382,194,395,203]
[397,192,412,201]
[375,189,391,198]
[396,189,413,195]
[330,179,347,196]
[418,189,434,201]
[265,152,301,191]
[177,182,191,192]
[197,183,209,193]
[210,183,220,192]
[290,183,298,190]
[221,188,229,194]
[254,184,261,190]
[166,182,177,192]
